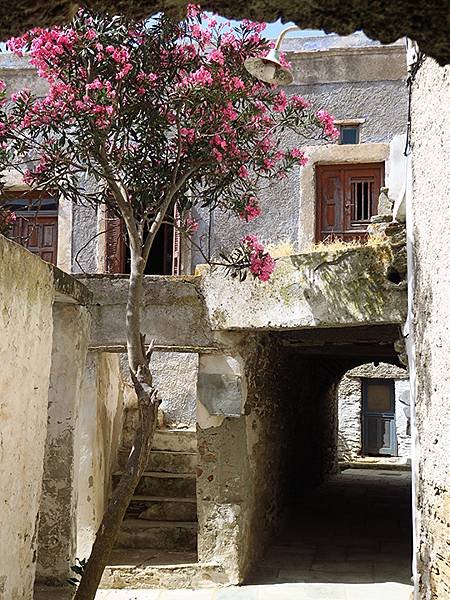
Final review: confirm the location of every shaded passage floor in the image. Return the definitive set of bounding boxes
[34,469,413,600]
[248,468,413,588]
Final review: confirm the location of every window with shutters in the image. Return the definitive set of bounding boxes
[105,206,181,275]
[2,190,58,265]
[315,163,384,242]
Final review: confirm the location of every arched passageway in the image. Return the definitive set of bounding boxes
[243,324,413,590]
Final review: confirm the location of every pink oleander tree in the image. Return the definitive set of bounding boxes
[0,7,337,597]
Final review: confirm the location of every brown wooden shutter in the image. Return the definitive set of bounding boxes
[11,215,58,265]
[105,207,125,273]
[316,163,384,243]
[172,204,181,275]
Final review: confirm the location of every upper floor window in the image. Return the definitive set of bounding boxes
[335,119,365,145]
[1,190,58,265]
[105,206,181,275]
[339,125,360,145]
[316,162,384,243]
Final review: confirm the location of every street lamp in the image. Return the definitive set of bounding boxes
[244,25,299,85]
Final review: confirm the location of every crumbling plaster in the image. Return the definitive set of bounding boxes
[36,303,91,584]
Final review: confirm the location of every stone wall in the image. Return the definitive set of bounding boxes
[196,334,296,582]
[195,335,365,582]
[0,235,54,599]
[337,362,410,462]
[410,56,450,599]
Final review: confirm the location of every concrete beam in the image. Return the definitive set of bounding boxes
[83,246,406,350]
[201,245,407,331]
[80,274,216,350]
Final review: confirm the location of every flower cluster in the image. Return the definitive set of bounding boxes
[0,207,16,235]
[316,109,340,139]
[242,235,276,282]
[0,7,338,284]
[239,196,261,222]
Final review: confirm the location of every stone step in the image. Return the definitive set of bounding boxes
[153,429,197,453]
[101,548,229,589]
[118,448,197,474]
[127,496,197,522]
[117,519,197,551]
[113,471,196,498]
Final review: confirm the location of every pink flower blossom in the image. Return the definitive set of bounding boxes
[242,234,264,253]
[290,94,310,109]
[186,4,202,17]
[207,49,225,65]
[241,19,266,33]
[241,235,275,281]
[239,197,261,222]
[238,165,249,179]
[316,109,339,139]
[274,90,288,113]
[180,127,196,143]
[184,216,199,232]
[250,252,275,281]
[290,148,308,166]
[222,102,238,121]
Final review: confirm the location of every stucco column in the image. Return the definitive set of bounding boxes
[36,303,91,584]
[196,352,249,585]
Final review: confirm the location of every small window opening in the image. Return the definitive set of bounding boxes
[339,125,360,145]
[351,178,374,223]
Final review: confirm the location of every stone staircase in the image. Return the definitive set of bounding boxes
[101,428,228,589]
[114,429,198,553]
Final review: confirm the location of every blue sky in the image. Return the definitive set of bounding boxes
[210,14,324,39]
[0,15,324,52]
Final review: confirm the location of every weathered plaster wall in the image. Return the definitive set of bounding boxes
[152,352,198,426]
[196,336,358,582]
[36,304,91,584]
[82,274,215,350]
[0,235,54,600]
[76,352,124,559]
[191,39,407,264]
[337,362,410,461]
[410,57,450,600]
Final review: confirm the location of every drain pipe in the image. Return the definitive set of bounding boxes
[402,37,420,600]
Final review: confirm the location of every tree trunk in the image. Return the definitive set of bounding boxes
[74,244,159,600]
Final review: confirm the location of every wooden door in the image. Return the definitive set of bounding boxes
[316,163,384,242]
[4,191,58,265]
[362,379,397,456]
[11,215,58,265]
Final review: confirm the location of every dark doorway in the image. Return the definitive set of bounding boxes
[105,208,179,275]
[316,163,384,242]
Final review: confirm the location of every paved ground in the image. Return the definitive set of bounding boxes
[35,469,413,600]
